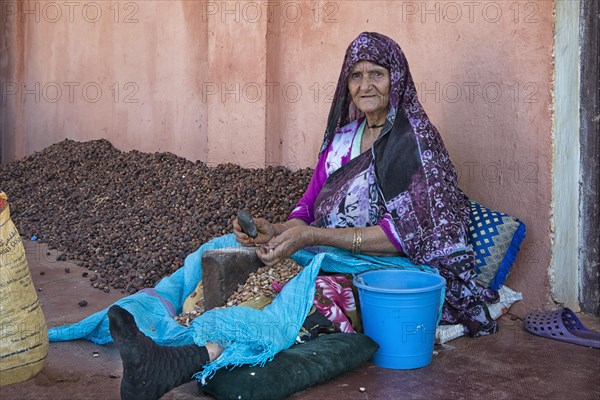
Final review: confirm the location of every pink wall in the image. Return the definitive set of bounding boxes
[1,1,554,314]
[2,1,210,160]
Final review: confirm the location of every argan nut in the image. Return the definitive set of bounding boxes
[0,139,313,296]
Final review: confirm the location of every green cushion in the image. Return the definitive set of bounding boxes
[200,333,378,400]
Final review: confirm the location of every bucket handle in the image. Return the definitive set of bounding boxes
[353,273,367,286]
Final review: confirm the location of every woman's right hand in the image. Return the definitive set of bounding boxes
[233,217,275,246]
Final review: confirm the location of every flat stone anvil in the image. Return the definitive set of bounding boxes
[201,246,264,311]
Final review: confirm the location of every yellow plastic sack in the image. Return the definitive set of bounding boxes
[0,192,48,386]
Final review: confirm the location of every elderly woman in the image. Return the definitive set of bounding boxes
[240,31,498,333]
[71,32,499,400]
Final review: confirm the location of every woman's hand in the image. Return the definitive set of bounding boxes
[233,217,275,246]
[256,226,315,266]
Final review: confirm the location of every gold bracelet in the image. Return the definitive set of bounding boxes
[352,228,363,254]
[352,228,362,254]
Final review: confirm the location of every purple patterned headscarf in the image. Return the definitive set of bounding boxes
[322,32,412,149]
[320,32,498,335]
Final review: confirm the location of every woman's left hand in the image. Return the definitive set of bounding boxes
[256,226,315,266]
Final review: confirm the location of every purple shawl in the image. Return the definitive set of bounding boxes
[311,32,498,335]
[321,32,471,267]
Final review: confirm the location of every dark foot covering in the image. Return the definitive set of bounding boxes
[108,305,210,400]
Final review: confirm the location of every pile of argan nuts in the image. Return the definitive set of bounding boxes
[175,258,302,326]
[0,139,312,294]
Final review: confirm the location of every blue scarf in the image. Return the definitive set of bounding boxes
[48,234,441,382]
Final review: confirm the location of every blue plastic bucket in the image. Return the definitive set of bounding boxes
[353,269,446,369]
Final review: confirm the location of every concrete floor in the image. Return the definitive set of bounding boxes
[1,240,599,400]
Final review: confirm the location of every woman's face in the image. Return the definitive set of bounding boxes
[347,61,391,117]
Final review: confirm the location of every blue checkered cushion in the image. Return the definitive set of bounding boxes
[468,200,526,290]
